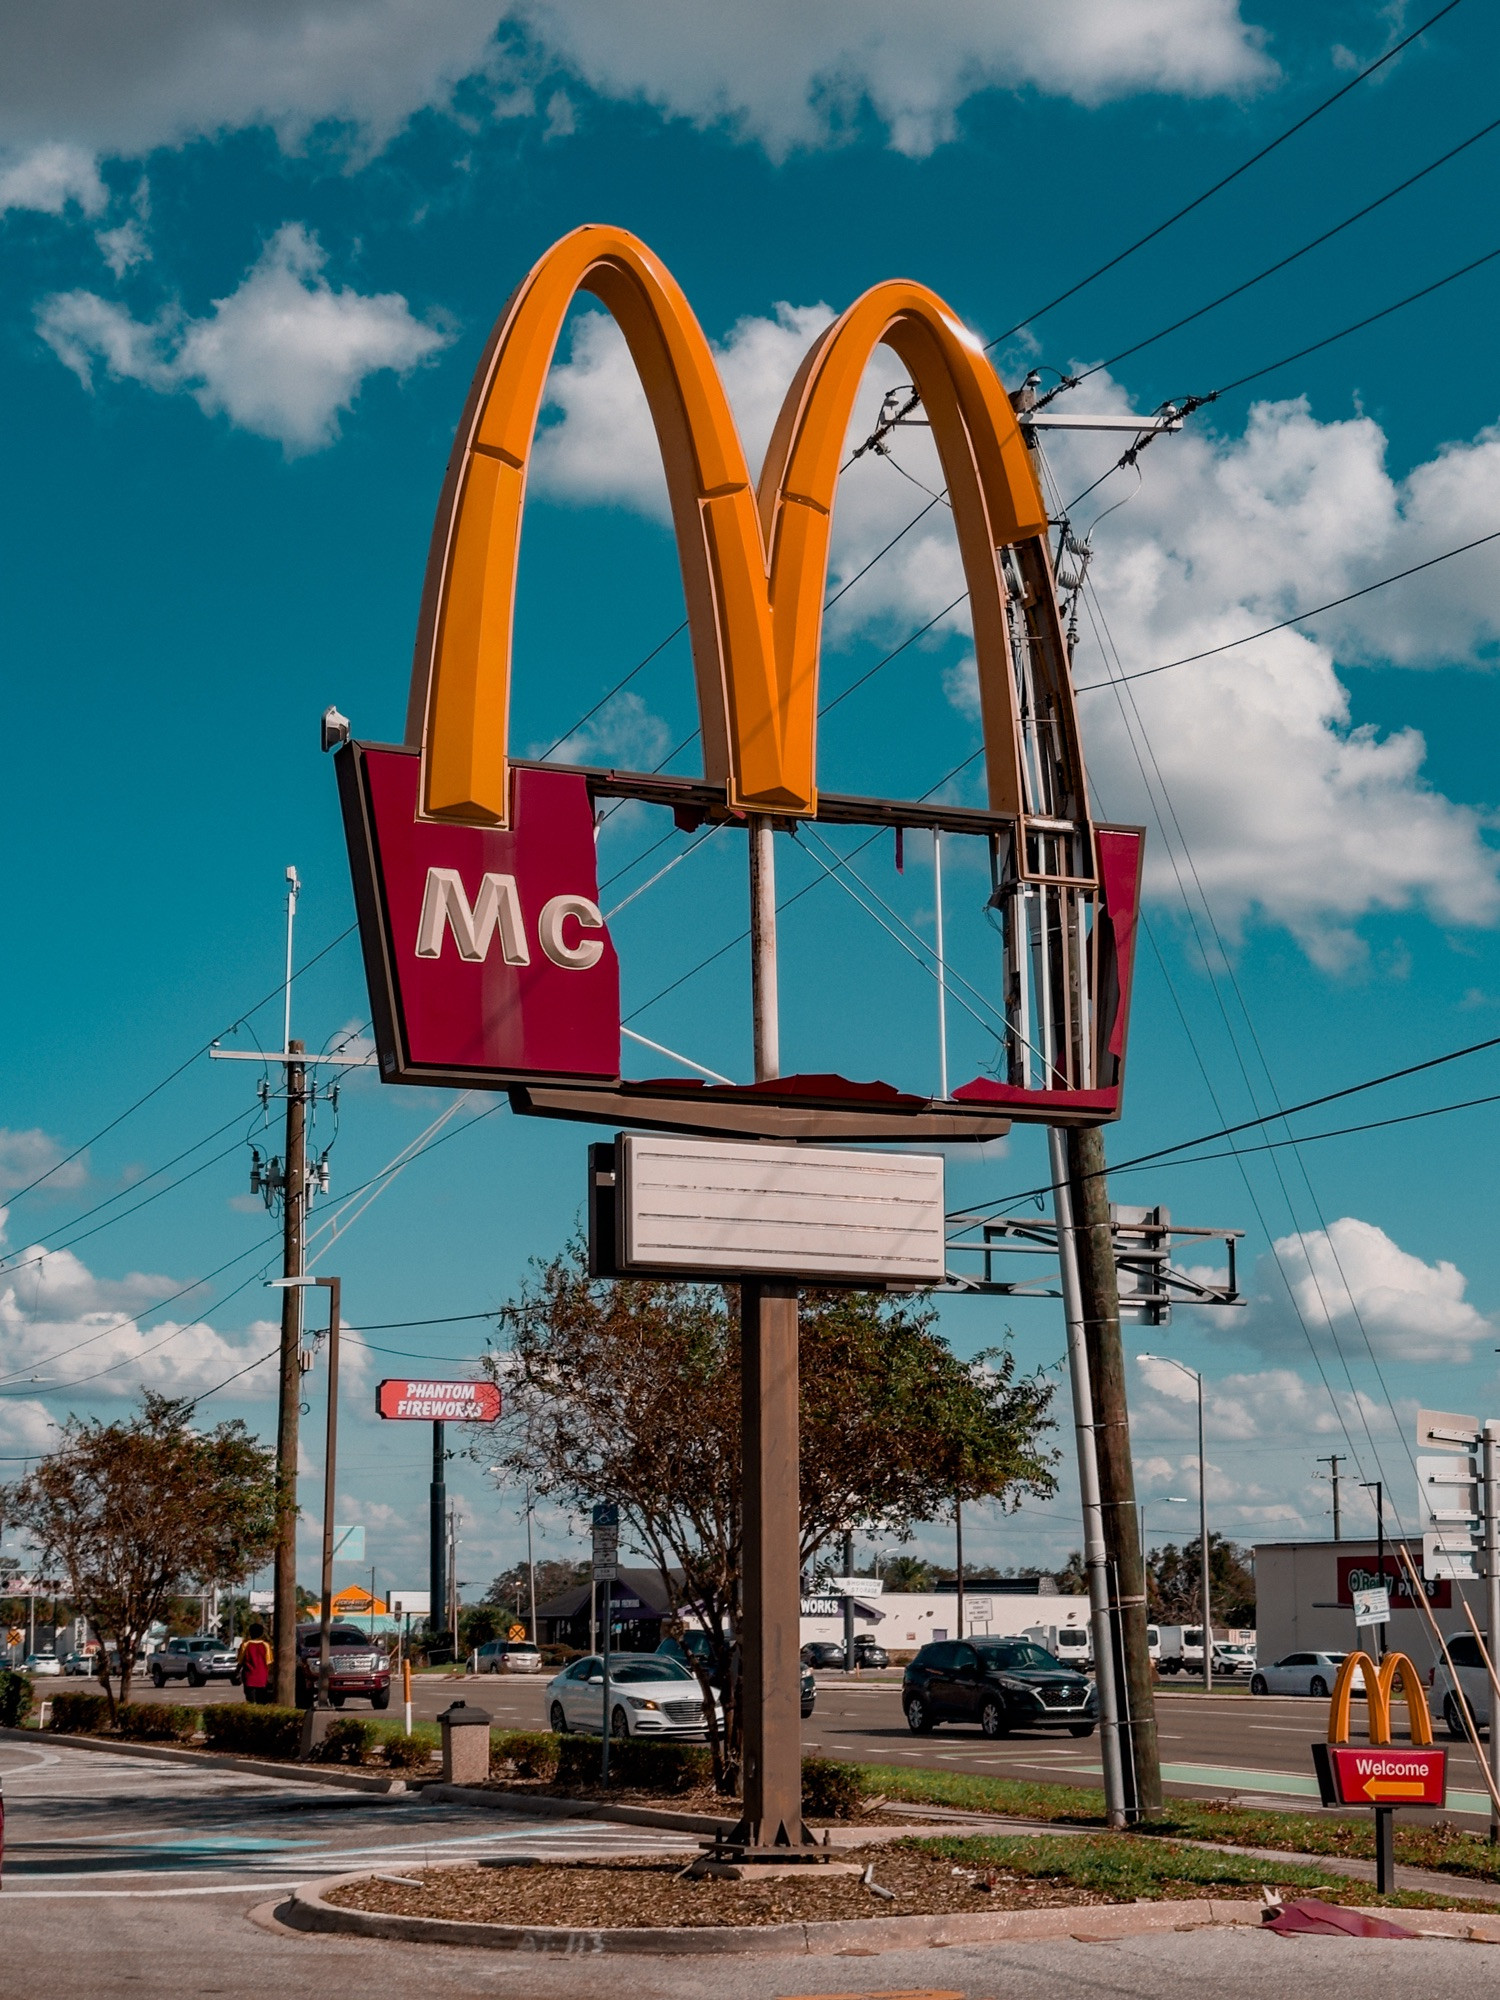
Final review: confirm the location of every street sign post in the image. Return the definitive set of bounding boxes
[592,1503,620,1782]
[376,1381,501,1647]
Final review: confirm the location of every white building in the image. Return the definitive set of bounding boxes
[799,1578,1090,1655]
[1253,1536,1477,1664]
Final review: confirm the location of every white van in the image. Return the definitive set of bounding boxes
[1023,1622,1093,1669]
[1156,1625,1205,1675]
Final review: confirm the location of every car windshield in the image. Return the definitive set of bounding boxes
[978,1643,1063,1672]
[188,1639,221,1652]
[609,1659,694,1684]
[325,1626,373,1647]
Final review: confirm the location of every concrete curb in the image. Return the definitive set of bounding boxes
[0,1725,410,1794]
[420,1783,736,1835]
[281,1866,1285,1956]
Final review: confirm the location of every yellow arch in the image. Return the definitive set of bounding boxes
[408,224,1079,829]
[1328,1650,1434,1746]
[757,284,1076,820]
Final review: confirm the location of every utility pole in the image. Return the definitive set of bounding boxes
[212,867,372,1707]
[1318,1454,1344,1540]
[954,1499,965,1640]
[271,1039,306,1706]
[1066,1125,1162,1819]
[842,1528,856,1670]
[1051,1127,1128,1829]
[525,1484,538,1643]
[1361,1480,1386,1660]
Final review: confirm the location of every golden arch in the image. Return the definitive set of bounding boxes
[1328,1650,1434,1747]
[406,224,1087,834]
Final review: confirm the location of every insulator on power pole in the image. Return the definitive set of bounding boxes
[299,1348,315,1375]
[314,1156,330,1195]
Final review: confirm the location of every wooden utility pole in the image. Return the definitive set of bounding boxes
[1318,1454,1343,1539]
[273,1040,307,1707]
[1066,1123,1162,1819]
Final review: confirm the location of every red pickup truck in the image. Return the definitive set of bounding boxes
[294,1623,391,1709]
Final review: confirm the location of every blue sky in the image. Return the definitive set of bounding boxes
[4,0,1500,1600]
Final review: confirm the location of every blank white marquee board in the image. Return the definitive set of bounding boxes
[616,1134,946,1283]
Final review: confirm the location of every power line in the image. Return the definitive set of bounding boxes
[1049,110,1500,391]
[982,0,1467,351]
[3,921,358,1209]
[1209,241,1500,401]
[1073,527,1500,691]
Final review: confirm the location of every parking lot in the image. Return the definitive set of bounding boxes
[79,1661,1500,1828]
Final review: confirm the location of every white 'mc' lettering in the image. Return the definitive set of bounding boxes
[415,868,530,965]
[537,893,605,969]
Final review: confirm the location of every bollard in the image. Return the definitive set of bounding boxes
[438,1699,492,1786]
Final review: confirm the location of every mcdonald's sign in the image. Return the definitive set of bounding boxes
[1311,1651,1446,1808]
[338,226,1144,1139]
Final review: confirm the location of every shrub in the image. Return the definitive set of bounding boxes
[116,1702,196,1742]
[606,1738,713,1793]
[802,1756,864,1819]
[49,1691,111,1735]
[0,1669,33,1729]
[381,1733,435,1771]
[491,1728,561,1781]
[201,1702,304,1759]
[310,1717,375,1765]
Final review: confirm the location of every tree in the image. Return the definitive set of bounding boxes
[484,1558,588,1626]
[1,1394,277,1713]
[484,1243,1058,1782]
[1145,1533,1255,1627]
[880,1554,932,1592]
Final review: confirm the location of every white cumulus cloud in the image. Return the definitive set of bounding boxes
[0,139,105,215]
[37,222,452,453]
[0,0,1272,170]
[0,1129,87,1198]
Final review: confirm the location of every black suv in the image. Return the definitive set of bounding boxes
[902,1638,1096,1738]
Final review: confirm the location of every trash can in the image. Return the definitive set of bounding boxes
[438,1699,492,1786]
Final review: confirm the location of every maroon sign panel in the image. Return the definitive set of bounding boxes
[1336,1556,1450,1611]
[1319,1744,1447,1808]
[376,1379,502,1423]
[339,745,621,1088]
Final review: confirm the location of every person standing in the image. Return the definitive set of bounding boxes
[238,1622,273,1705]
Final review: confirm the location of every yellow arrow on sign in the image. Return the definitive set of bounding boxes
[1363,1778,1429,1799]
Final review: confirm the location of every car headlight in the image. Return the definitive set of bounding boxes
[626,1697,660,1711]
[996,1676,1035,1696]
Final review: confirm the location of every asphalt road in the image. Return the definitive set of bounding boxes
[55,1666,1500,1826]
[4,1734,1499,1998]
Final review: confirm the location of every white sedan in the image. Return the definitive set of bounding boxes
[545,1653,717,1739]
[24,1652,63,1678]
[1250,1651,1364,1698]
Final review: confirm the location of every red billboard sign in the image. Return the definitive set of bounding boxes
[340,747,621,1090]
[376,1379,502,1423]
[1336,1555,1450,1610]
[1315,1744,1447,1808]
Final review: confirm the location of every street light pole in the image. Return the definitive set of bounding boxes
[1139,1355,1211,1692]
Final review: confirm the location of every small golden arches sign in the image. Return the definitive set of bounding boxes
[1327,1650,1435,1747]
[406,224,1086,840]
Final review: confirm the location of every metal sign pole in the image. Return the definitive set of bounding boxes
[731,818,813,1853]
[1049,1126,1127,1828]
[1485,1422,1500,1844]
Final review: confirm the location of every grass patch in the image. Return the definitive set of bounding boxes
[905,1833,1498,1910]
[862,1762,1500,1886]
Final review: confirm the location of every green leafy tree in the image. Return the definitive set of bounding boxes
[483,1243,1057,1784]
[1,1394,277,1714]
[880,1554,933,1592]
[1145,1533,1255,1626]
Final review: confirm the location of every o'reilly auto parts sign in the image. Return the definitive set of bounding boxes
[376,1379,501,1422]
